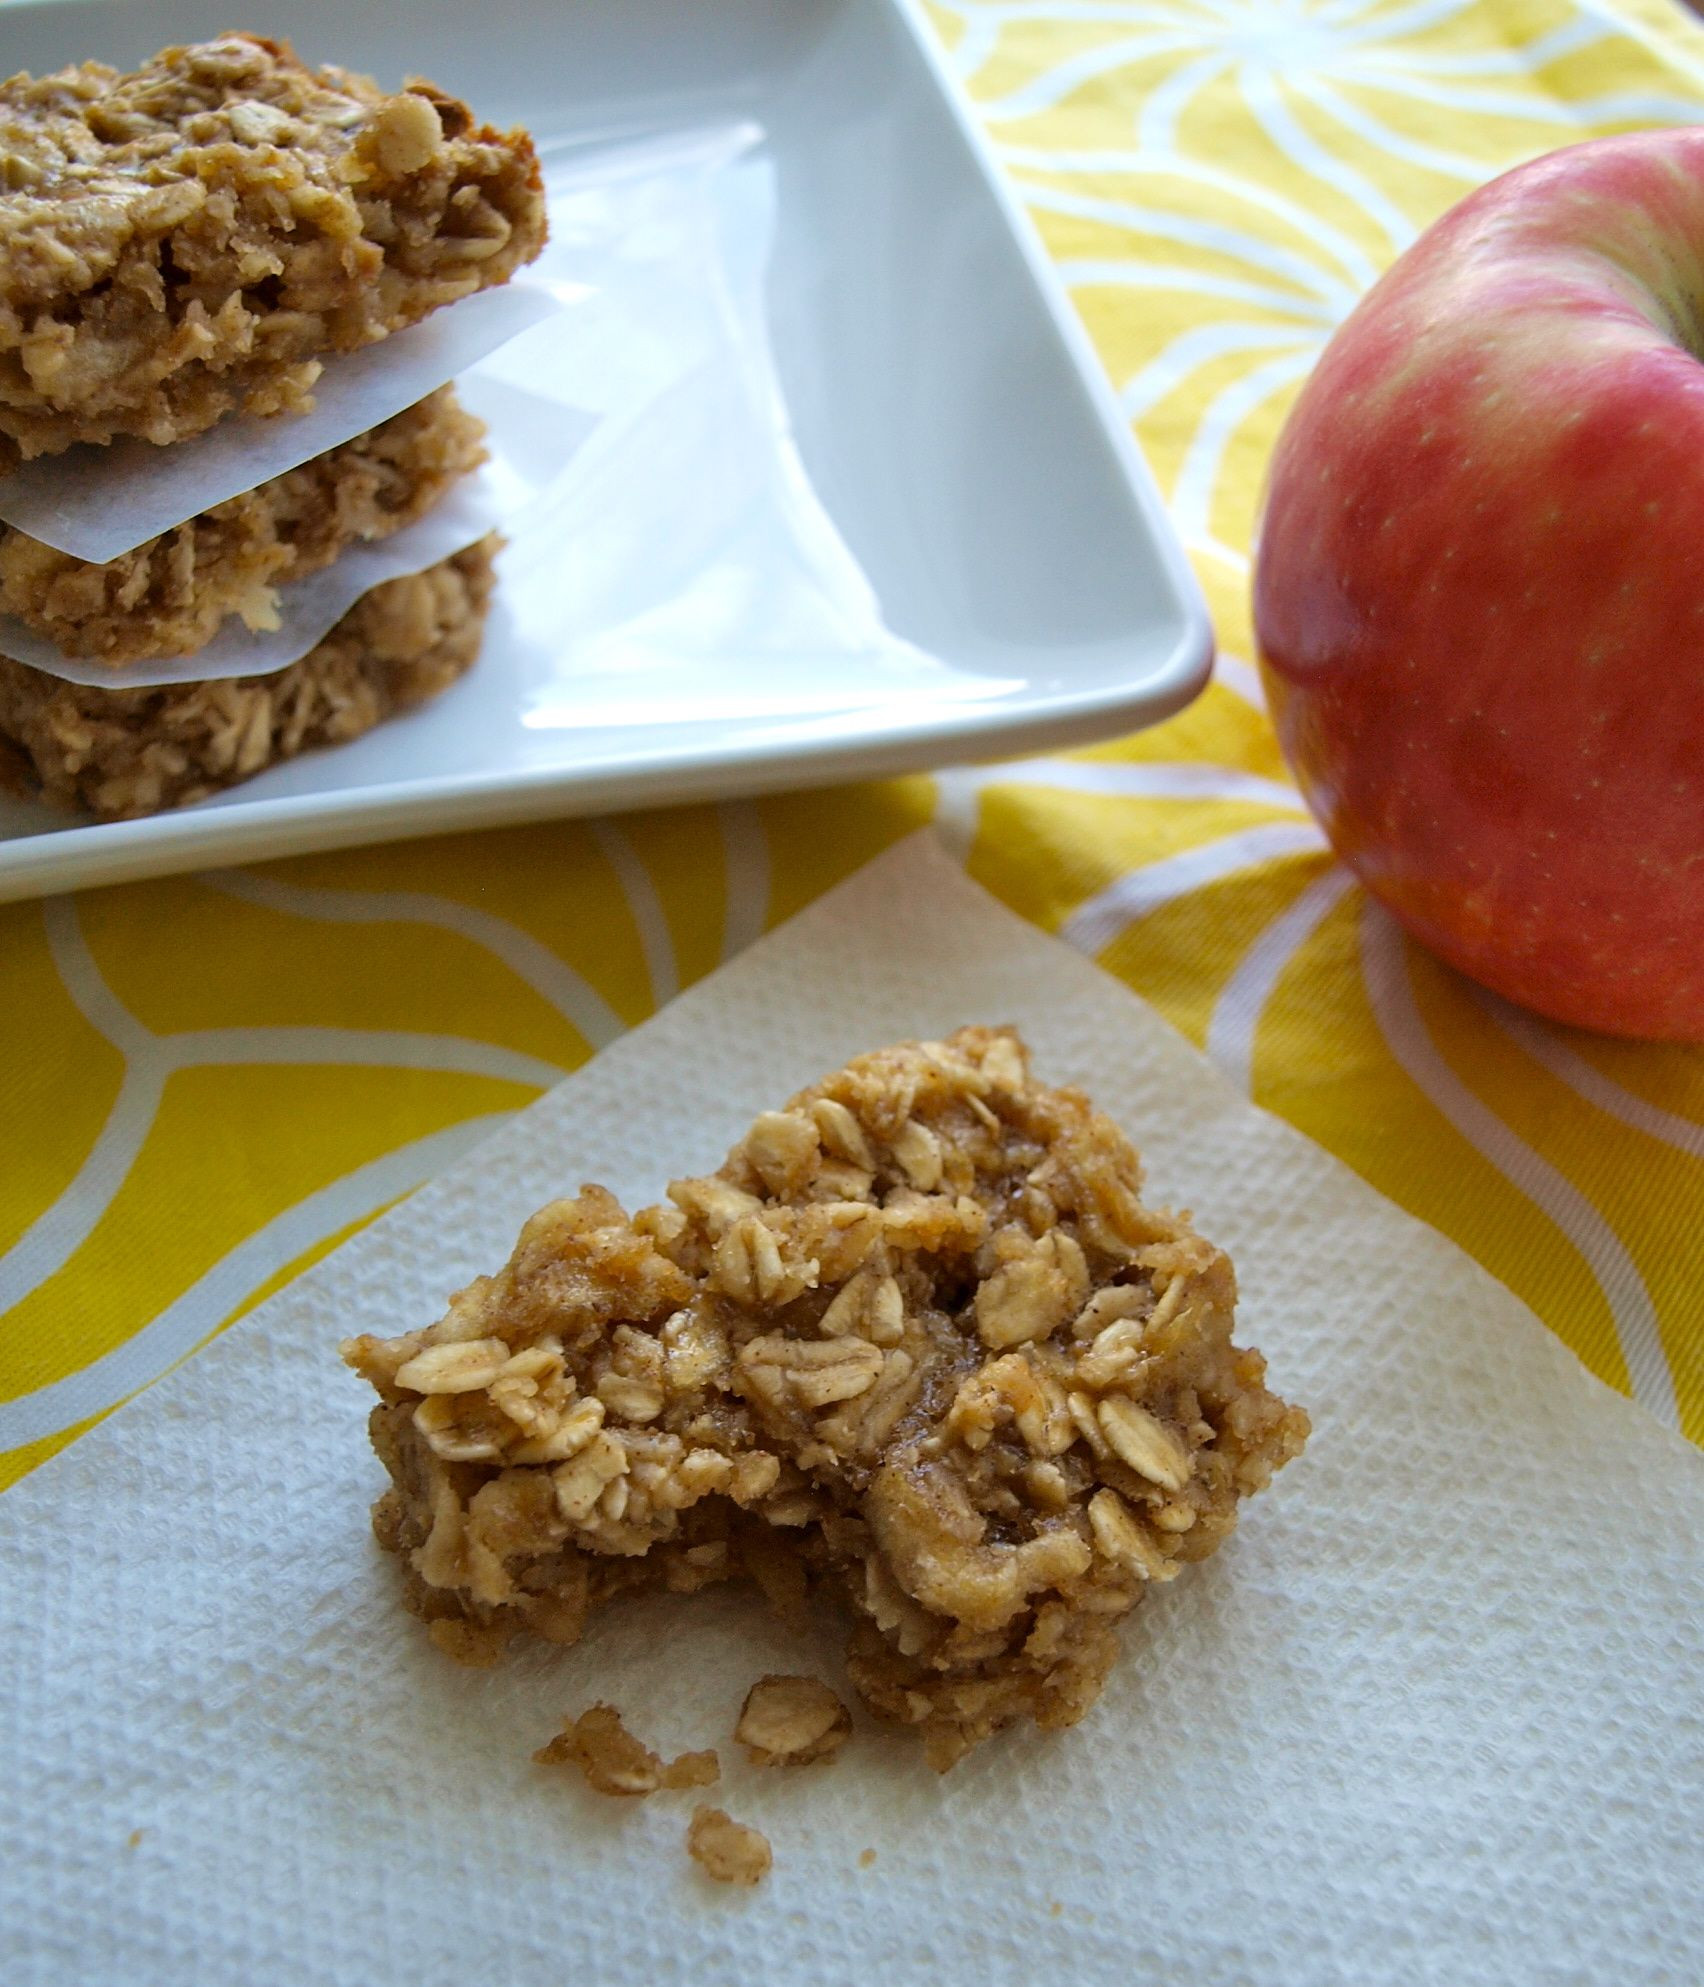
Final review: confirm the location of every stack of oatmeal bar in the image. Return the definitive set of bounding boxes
[0,33,547,819]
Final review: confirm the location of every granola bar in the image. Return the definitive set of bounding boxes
[345,1029,1309,1770]
[0,387,486,664]
[0,533,497,817]
[0,34,546,462]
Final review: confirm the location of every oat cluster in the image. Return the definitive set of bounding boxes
[686,1807,772,1887]
[345,1028,1309,1770]
[0,386,486,665]
[735,1674,852,1768]
[0,34,546,461]
[0,534,497,817]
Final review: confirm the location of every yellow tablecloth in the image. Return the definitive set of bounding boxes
[4,0,1703,1489]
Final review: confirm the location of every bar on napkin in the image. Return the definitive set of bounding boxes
[2,833,1700,1986]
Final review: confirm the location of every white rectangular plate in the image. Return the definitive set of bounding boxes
[0,0,1212,902]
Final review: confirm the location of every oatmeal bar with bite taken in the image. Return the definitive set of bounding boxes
[344,1028,1309,1769]
[0,33,545,463]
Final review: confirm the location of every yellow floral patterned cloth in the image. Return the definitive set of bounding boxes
[4,0,1703,1491]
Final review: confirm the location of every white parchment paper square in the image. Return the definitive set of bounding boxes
[3,835,1700,1986]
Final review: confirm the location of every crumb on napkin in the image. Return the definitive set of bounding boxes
[686,1807,772,1888]
[533,1704,718,1797]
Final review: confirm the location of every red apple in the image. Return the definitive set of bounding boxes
[1254,130,1704,1040]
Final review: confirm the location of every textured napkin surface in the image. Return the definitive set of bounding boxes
[3,835,1700,1986]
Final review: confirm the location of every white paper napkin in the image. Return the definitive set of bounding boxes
[3,834,1700,1987]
